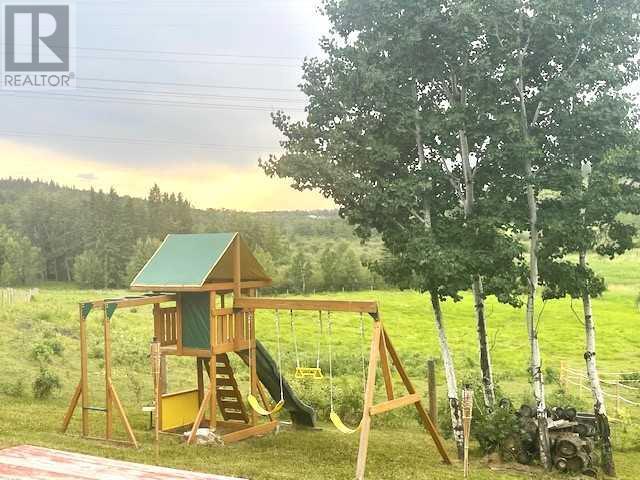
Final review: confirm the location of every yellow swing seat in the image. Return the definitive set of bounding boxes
[330,411,362,434]
[247,394,285,416]
[295,367,323,380]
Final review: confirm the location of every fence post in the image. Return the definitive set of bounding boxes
[615,382,620,415]
[427,358,437,424]
[560,360,567,389]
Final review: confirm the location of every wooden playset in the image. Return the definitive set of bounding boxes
[61,233,451,479]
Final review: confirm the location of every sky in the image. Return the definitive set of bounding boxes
[0,0,334,211]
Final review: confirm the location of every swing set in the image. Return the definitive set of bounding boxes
[61,233,451,480]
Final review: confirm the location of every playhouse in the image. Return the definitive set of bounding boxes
[62,232,451,480]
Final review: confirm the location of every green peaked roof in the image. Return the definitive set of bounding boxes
[130,233,269,289]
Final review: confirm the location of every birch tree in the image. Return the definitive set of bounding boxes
[480,0,640,468]
[539,95,640,476]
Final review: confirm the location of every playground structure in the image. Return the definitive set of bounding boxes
[62,233,451,479]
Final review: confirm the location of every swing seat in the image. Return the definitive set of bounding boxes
[330,411,362,434]
[295,367,323,380]
[247,394,284,416]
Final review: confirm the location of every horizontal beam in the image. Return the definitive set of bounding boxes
[234,297,379,314]
[82,294,176,309]
[129,280,271,292]
[370,393,421,416]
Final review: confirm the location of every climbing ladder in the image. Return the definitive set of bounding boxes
[202,355,249,424]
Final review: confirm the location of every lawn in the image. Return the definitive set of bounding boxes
[0,250,639,479]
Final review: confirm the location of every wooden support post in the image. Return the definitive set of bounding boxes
[197,358,204,406]
[559,360,567,389]
[427,358,437,424]
[233,235,241,299]
[151,340,161,441]
[160,354,167,394]
[355,321,382,480]
[176,294,183,354]
[209,291,218,431]
[79,304,89,437]
[61,380,82,432]
[188,388,211,444]
[615,382,620,415]
[379,328,394,401]
[103,306,113,440]
[108,380,138,448]
[250,312,258,426]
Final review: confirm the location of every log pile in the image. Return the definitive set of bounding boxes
[511,404,598,477]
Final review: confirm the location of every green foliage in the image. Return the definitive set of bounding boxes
[73,250,103,288]
[32,366,61,399]
[0,179,381,292]
[474,404,521,456]
[0,379,25,398]
[0,224,43,286]
[30,337,64,363]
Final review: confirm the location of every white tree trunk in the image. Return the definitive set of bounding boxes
[525,173,551,470]
[580,250,615,476]
[431,293,464,459]
[458,128,496,408]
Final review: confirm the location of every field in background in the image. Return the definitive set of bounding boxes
[0,250,638,479]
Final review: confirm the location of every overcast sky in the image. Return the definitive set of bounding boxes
[0,0,333,211]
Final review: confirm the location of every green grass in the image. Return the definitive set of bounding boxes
[0,250,639,479]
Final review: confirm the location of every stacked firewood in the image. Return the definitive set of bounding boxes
[508,404,598,477]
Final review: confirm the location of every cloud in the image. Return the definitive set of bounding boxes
[77,172,98,181]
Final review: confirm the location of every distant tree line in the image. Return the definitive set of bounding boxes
[0,178,384,291]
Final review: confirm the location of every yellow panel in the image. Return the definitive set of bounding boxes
[161,389,200,431]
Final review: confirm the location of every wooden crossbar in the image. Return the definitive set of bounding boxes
[370,393,421,416]
[234,297,378,314]
[82,294,176,309]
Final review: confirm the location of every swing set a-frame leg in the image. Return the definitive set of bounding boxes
[355,321,382,480]
[355,320,452,480]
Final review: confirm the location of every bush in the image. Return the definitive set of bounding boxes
[73,250,103,288]
[32,367,61,399]
[0,379,25,398]
[474,404,521,455]
[30,337,64,363]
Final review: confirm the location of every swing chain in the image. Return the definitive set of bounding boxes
[360,312,366,395]
[275,309,284,402]
[316,311,323,370]
[289,309,301,369]
[327,311,334,413]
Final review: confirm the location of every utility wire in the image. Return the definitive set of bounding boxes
[76,86,306,103]
[0,91,305,112]
[0,130,278,150]
[77,76,300,92]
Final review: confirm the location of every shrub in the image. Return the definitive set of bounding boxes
[0,379,25,398]
[30,337,64,363]
[32,367,61,399]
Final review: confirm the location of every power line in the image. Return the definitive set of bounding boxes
[0,130,279,150]
[0,91,304,112]
[77,85,306,103]
[78,76,300,92]
[28,45,305,61]
[74,54,300,68]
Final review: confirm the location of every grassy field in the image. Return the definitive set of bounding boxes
[0,250,639,479]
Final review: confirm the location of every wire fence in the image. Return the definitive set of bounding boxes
[0,288,38,307]
[560,360,640,418]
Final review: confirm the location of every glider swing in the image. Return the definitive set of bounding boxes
[327,311,367,434]
[247,309,285,416]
